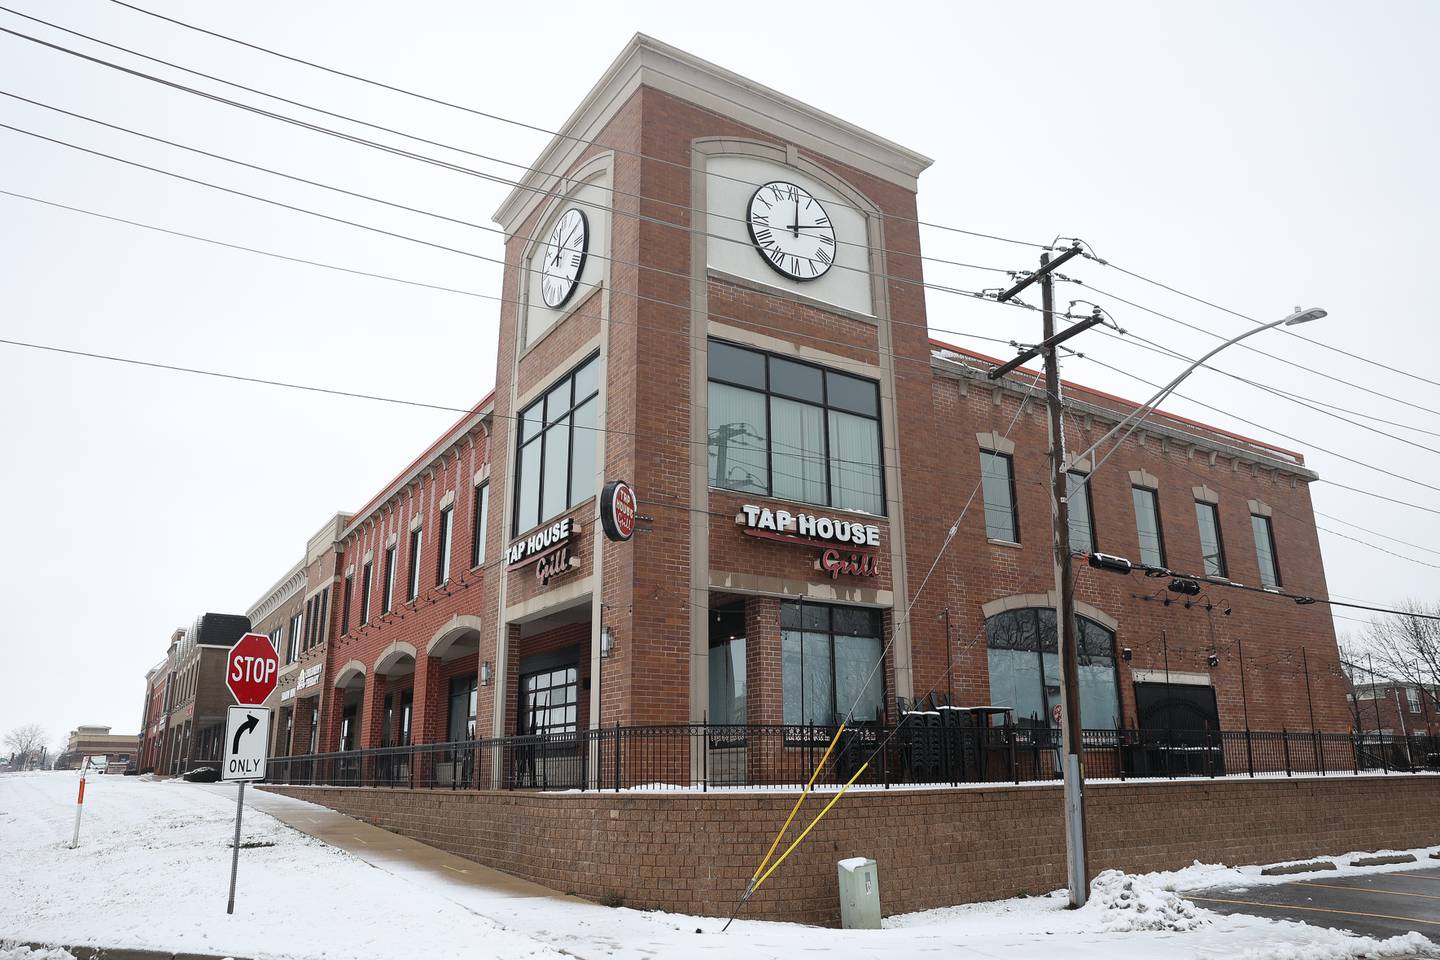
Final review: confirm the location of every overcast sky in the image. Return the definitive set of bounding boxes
[2,0,1437,749]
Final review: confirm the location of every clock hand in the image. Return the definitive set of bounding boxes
[792,193,800,239]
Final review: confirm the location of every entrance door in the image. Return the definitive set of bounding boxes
[1132,681,1222,776]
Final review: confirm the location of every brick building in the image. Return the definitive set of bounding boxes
[1349,678,1440,738]
[218,36,1350,781]
[138,614,251,775]
[245,557,307,758]
[57,725,138,771]
[137,653,169,773]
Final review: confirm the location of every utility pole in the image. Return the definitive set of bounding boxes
[990,245,1095,908]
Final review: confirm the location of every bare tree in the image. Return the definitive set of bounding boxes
[4,724,48,767]
[1357,602,1440,691]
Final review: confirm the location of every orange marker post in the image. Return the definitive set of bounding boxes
[70,772,86,849]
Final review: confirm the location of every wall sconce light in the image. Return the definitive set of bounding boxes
[479,660,492,686]
[600,625,616,659]
[1207,653,1220,669]
[1121,647,1132,662]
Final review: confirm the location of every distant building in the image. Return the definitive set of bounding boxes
[59,725,138,771]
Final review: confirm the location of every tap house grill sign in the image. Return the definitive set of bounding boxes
[600,480,638,542]
[507,517,581,585]
[736,504,881,580]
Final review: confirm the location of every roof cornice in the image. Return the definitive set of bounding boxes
[493,33,932,234]
[931,352,1320,482]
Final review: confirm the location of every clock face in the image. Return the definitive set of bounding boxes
[747,181,836,281]
[539,207,589,308]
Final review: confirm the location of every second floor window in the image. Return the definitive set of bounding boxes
[980,451,1018,542]
[1251,514,1280,587]
[1132,486,1165,567]
[436,505,453,585]
[1194,501,1227,577]
[407,528,422,601]
[1408,688,1422,713]
[341,574,353,636]
[360,561,373,625]
[382,545,397,613]
[1066,471,1094,554]
[514,355,599,535]
[471,483,489,568]
[289,613,302,657]
[708,340,884,515]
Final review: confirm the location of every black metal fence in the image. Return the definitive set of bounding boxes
[264,721,1440,792]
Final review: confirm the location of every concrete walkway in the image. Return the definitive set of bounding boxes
[202,783,574,907]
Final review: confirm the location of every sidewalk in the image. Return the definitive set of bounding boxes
[217,784,571,907]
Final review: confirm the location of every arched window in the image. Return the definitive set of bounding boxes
[985,608,1119,729]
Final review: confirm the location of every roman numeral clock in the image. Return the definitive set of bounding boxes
[539,207,589,308]
[747,181,835,281]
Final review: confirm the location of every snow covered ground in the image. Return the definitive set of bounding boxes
[0,771,1434,960]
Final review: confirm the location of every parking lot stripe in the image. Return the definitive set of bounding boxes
[1188,895,1440,927]
[1297,880,1440,901]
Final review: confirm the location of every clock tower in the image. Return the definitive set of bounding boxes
[487,35,934,778]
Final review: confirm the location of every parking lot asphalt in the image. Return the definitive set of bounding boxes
[1189,865,1440,944]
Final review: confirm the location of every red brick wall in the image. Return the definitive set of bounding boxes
[265,773,1440,924]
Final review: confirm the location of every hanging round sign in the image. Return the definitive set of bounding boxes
[600,480,638,542]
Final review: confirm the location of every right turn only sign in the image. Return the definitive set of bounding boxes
[222,705,271,782]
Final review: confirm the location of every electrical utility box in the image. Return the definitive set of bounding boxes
[837,857,881,929]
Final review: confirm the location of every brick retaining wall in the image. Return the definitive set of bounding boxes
[262,774,1440,924]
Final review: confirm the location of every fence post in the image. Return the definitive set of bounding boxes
[1312,729,1321,777]
[613,721,621,793]
[1282,728,1292,777]
[1165,727,1174,780]
[1351,732,1359,775]
[1379,730,1389,774]
[1206,729,1216,778]
[701,720,708,793]
[1009,725,1018,784]
[1115,730,1125,782]
[875,719,887,788]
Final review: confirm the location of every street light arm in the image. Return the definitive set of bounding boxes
[1072,312,1313,468]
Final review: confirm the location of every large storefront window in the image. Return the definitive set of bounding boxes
[513,355,600,535]
[519,666,578,736]
[708,340,884,515]
[985,608,1119,729]
[782,602,884,725]
[708,604,747,726]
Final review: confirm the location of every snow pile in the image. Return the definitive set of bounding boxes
[1083,869,1209,933]
[0,944,76,960]
[1237,927,1433,960]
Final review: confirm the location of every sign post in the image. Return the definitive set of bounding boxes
[223,633,278,916]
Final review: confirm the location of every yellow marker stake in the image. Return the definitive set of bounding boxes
[750,761,869,896]
[748,723,846,887]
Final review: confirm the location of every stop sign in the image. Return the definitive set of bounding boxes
[227,632,279,706]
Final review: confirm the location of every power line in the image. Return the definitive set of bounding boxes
[1079,280,1440,421]
[0,182,1038,415]
[1065,351,1440,566]
[100,0,1047,251]
[1092,326,1440,462]
[0,30,1037,318]
[0,83,1009,310]
[1098,259,1440,392]
[0,116,1047,396]
[1070,324,1440,496]
[0,6,1025,284]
